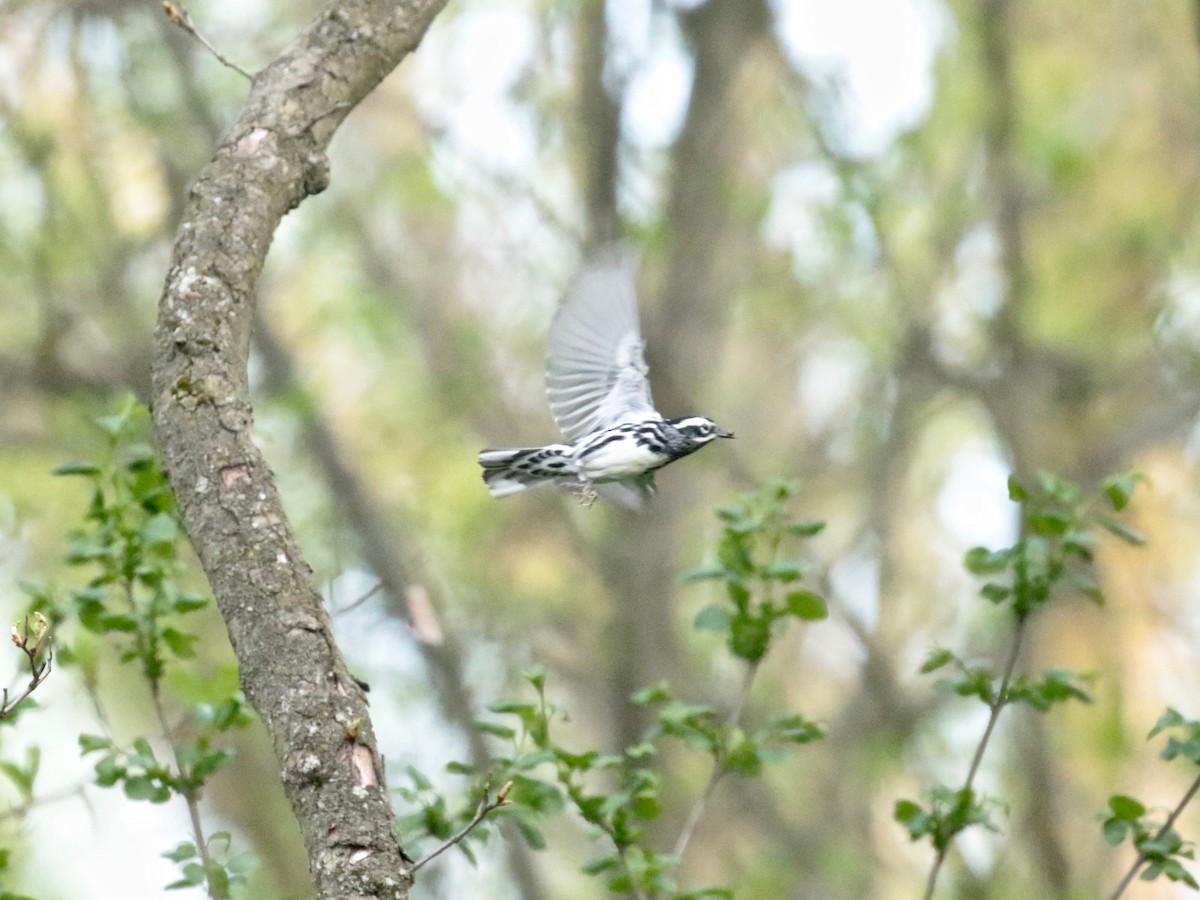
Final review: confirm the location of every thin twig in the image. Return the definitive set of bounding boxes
[150,680,224,900]
[1108,770,1200,900]
[1,616,53,720]
[412,780,512,872]
[673,659,762,860]
[161,2,253,81]
[922,615,1028,900]
[332,580,384,617]
[0,781,89,823]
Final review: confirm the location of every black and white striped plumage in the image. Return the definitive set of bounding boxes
[479,246,733,509]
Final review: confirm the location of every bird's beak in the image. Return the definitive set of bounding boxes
[718,429,735,439]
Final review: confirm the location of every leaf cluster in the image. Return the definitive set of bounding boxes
[79,692,249,802]
[685,479,828,662]
[406,482,829,897]
[921,651,1093,712]
[632,682,823,780]
[29,400,209,685]
[6,402,256,897]
[965,472,1144,619]
[163,832,259,894]
[1103,709,1200,891]
[894,786,1002,852]
[899,471,1144,880]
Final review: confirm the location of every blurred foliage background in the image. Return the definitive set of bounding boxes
[3,0,1200,896]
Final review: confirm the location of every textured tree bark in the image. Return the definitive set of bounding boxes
[149,2,447,897]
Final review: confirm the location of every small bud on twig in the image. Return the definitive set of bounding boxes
[160,1,253,81]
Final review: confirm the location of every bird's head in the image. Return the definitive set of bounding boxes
[670,416,735,445]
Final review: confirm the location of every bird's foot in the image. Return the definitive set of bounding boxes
[577,484,598,507]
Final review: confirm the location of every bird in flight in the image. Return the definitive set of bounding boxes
[478,245,733,509]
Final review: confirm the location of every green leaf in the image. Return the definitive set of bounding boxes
[1007,476,1028,502]
[723,731,763,777]
[162,842,197,863]
[1102,818,1129,846]
[165,862,207,890]
[512,814,547,850]
[764,713,824,744]
[694,605,732,632]
[1064,570,1104,605]
[727,614,770,662]
[1027,512,1072,536]
[678,888,736,900]
[762,560,804,581]
[52,461,102,477]
[1161,736,1200,766]
[123,776,169,802]
[979,583,1011,604]
[1095,515,1147,546]
[93,754,125,786]
[487,700,537,716]
[724,580,750,609]
[1149,707,1189,738]
[680,566,727,583]
[1102,472,1142,512]
[79,734,112,754]
[716,535,753,577]
[1108,794,1146,820]
[405,765,433,792]
[172,594,210,614]
[714,503,746,524]
[98,612,139,633]
[188,747,235,781]
[521,664,547,692]
[964,546,1012,575]
[161,627,197,659]
[630,682,672,705]
[893,798,931,841]
[784,590,827,621]
[0,763,32,799]
[582,854,621,875]
[474,720,516,740]
[139,512,178,548]
[225,851,259,875]
[629,792,661,819]
[1035,471,1081,505]
[785,520,826,536]
[511,750,557,770]
[920,648,956,674]
[508,775,565,815]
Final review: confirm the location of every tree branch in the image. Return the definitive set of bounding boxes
[149,1,448,897]
[412,781,512,873]
[1108,770,1200,900]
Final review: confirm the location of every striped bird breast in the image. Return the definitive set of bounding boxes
[571,421,672,482]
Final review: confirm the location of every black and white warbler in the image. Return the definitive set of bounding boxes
[479,245,733,508]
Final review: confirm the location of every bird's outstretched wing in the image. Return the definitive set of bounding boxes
[545,244,658,442]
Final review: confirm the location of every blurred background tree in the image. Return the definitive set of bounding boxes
[2,0,1200,897]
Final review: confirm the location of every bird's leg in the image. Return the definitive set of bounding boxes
[577,483,598,507]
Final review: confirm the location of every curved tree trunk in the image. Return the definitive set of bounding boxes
[149,2,448,897]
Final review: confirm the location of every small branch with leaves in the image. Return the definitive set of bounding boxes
[896,471,1145,898]
[410,481,828,899]
[412,780,512,873]
[1104,708,1200,897]
[40,404,257,898]
[1,613,53,720]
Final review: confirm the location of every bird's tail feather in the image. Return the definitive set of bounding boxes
[478,446,576,498]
